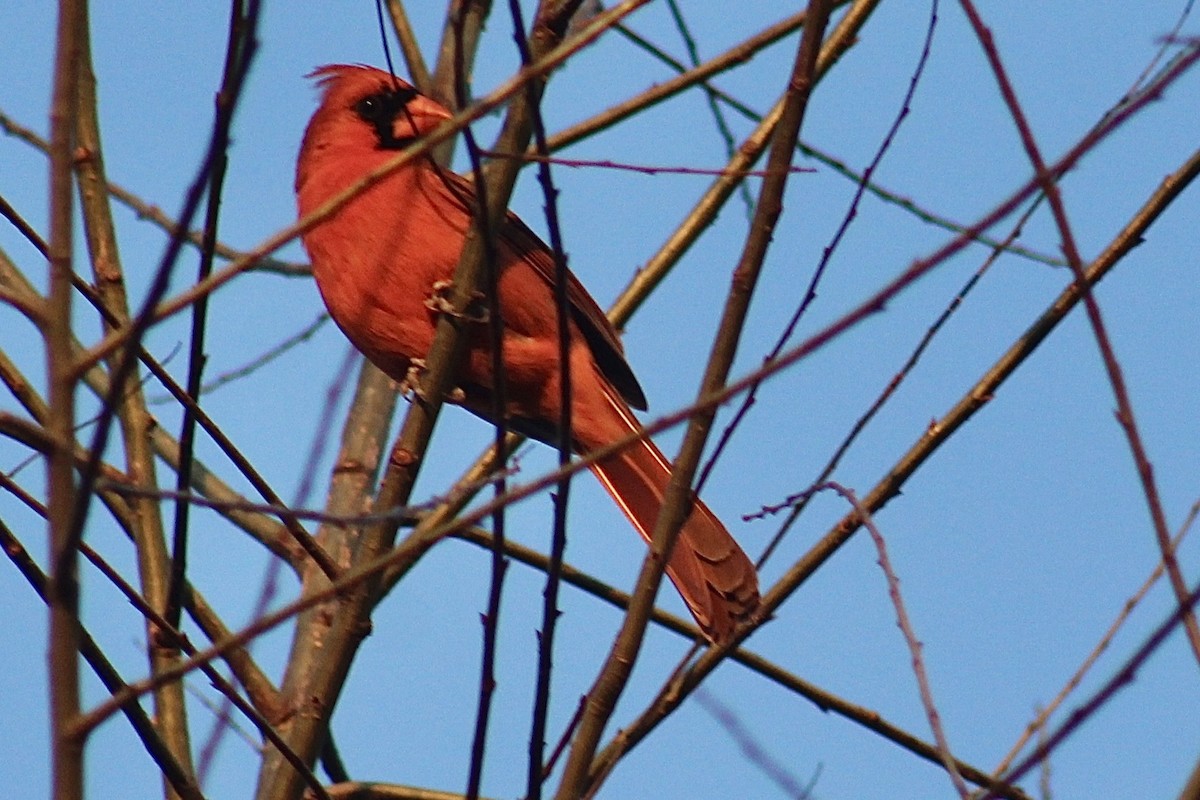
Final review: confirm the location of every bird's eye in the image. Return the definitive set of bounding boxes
[353,94,385,122]
[353,86,420,125]
[353,85,422,149]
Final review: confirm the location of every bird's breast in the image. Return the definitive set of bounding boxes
[300,159,472,378]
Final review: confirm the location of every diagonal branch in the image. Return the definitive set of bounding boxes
[555,2,838,796]
[581,128,1200,797]
[957,0,1200,666]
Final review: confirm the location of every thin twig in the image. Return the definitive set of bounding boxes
[510,0,580,796]
[148,312,330,402]
[484,150,814,177]
[697,0,940,501]
[991,501,1199,777]
[824,482,970,798]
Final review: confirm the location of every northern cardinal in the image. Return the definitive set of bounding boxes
[296,64,758,643]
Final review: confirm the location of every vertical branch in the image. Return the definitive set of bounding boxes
[46,2,85,799]
[384,0,434,92]
[73,8,200,788]
[455,13,510,799]
[554,3,837,797]
[505,1,577,794]
[169,0,253,630]
[430,0,494,164]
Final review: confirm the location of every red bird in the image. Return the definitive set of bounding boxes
[296,64,758,643]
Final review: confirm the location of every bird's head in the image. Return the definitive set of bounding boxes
[297,64,452,190]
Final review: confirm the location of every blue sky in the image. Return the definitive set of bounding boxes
[1,3,1198,799]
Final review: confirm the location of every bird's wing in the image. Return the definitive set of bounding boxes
[440,168,648,411]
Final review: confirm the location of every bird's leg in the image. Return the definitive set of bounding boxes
[414,279,487,405]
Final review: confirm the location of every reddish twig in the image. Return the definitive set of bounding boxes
[483,149,814,178]
[957,0,1200,666]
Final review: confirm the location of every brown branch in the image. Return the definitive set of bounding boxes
[322,782,496,800]
[384,0,433,93]
[556,1,838,795]
[65,521,328,799]
[45,3,86,798]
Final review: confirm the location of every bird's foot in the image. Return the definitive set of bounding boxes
[397,358,427,399]
[424,279,490,324]
[398,358,467,405]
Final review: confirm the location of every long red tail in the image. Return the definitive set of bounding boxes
[587,394,759,644]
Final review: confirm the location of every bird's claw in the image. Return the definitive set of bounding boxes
[424,279,490,324]
[398,358,466,405]
[398,358,427,399]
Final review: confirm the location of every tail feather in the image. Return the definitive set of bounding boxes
[587,395,759,644]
